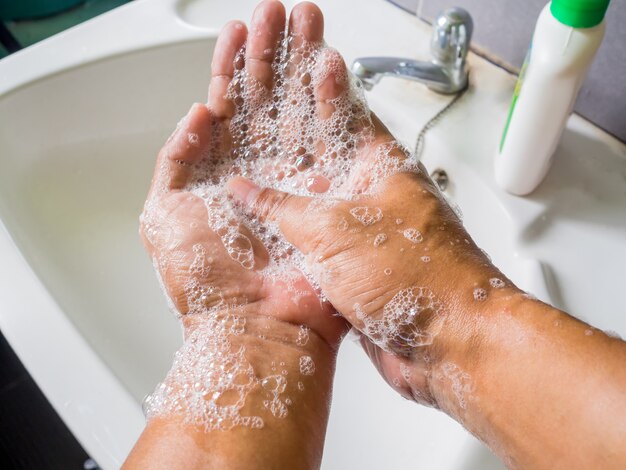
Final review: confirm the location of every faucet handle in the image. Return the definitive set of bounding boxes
[350,6,473,94]
[430,7,473,67]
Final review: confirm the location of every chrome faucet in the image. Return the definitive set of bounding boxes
[351,7,473,94]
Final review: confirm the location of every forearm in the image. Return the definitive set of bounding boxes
[416,286,626,469]
[226,150,626,468]
[124,313,337,470]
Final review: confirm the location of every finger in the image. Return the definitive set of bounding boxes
[314,48,349,119]
[209,20,248,119]
[288,1,324,46]
[227,176,313,251]
[246,0,286,89]
[285,2,324,82]
[154,103,212,192]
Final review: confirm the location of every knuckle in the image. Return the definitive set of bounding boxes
[303,212,345,256]
[254,188,290,222]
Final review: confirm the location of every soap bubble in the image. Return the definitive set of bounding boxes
[355,286,445,355]
[402,228,423,244]
[473,288,487,301]
[299,355,316,375]
[143,33,425,430]
[350,206,383,226]
[373,233,388,247]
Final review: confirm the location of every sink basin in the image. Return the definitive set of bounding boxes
[0,0,624,468]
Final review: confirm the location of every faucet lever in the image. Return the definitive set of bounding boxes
[351,7,473,94]
[430,7,473,67]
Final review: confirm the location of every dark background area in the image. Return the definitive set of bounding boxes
[0,331,94,469]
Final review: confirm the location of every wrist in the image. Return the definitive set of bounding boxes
[148,309,337,432]
[398,259,529,415]
[416,287,550,426]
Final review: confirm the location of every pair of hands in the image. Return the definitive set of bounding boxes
[139,0,496,411]
[131,4,626,470]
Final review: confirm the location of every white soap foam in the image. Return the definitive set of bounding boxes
[296,325,310,346]
[142,35,424,430]
[178,39,419,288]
[299,355,316,375]
[188,132,200,146]
[439,362,473,411]
[373,233,388,247]
[143,312,266,431]
[350,206,383,226]
[402,228,423,244]
[354,286,445,356]
[473,288,487,301]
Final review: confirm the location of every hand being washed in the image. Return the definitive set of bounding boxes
[127,2,352,469]
[227,94,626,470]
[228,155,508,406]
[138,20,347,346]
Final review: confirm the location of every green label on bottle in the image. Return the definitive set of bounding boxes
[499,46,531,153]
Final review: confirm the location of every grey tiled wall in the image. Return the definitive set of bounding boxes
[389,0,626,143]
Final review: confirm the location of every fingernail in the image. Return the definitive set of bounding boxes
[228,177,261,205]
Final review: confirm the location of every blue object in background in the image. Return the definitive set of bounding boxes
[0,0,131,58]
[0,0,86,20]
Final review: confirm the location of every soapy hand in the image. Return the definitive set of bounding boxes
[136,1,357,439]
[139,2,347,347]
[139,102,346,342]
[141,0,504,409]
[228,159,509,405]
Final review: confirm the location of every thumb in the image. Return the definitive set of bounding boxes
[227,176,312,251]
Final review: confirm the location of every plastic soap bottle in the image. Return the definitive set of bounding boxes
[495,0,611,195]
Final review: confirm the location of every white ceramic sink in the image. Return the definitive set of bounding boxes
[372,73,626,337]
[0,0,624,469]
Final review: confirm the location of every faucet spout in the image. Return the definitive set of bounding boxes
[351,7,473,94]
[352,57,456,93]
